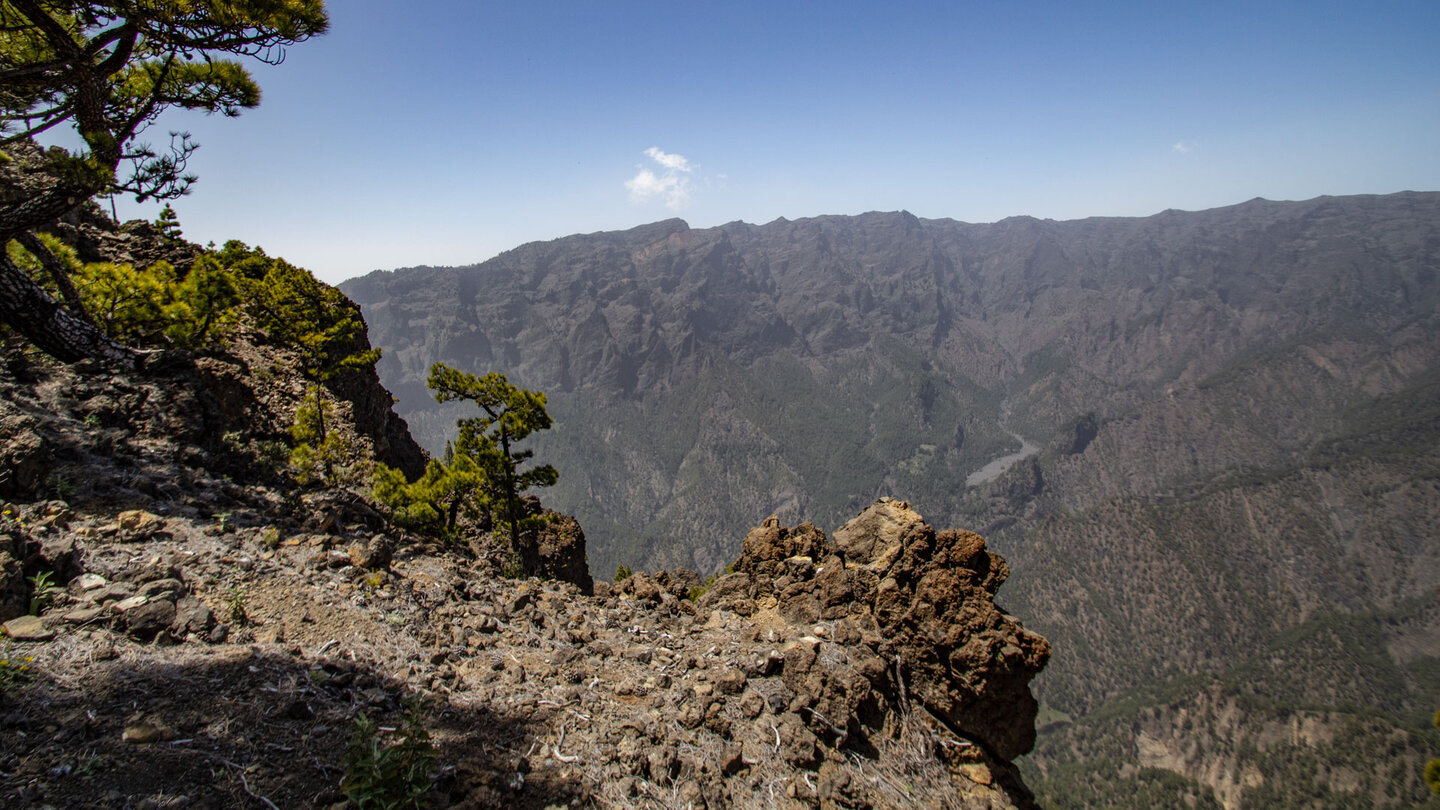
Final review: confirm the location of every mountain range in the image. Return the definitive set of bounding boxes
[342,192,1440,808]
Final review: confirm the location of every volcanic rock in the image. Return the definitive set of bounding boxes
[703,497,1050,761]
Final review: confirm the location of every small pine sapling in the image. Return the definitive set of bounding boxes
[289,386,356,485]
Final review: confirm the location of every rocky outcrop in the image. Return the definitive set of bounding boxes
[0,411,49,500]
[324,317,427,479]
[25,202,428,482]
[701,497,1050,764]
[520,499,594,595]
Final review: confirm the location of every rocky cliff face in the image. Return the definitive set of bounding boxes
[345,192,1440,809]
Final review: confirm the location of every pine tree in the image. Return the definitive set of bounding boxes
[156,205,183,242]
[244,255,380,379]
[289,385,353,485]
[373,449,486,533]
[427,363,558,556]
[162,255,240,348]
[0,1,328,364]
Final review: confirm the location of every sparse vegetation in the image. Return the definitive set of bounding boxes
[1427,711,1440,797]
[233,243,381,379]
[685,566,732,601]
[340,704,438,810]
[0,643,36,692]
[27,570,56,615]
[226,586,248,626]
[289,386,358,485]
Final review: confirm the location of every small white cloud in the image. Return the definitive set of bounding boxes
[626,147,697,210]
[644,146,692,173]
[1172,140,1194,154]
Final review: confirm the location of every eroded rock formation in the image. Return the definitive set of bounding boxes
[702,497,1051,765]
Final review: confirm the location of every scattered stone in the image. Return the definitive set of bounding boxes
[348,534,393,570]
[68,573,107,593]
[2,614,54,641]
[124,598,177,640]
[117,510,164,532]
[63,606,104,624]
[138,578,183,599]
[171,596,215,636]
[113,595,149,612]
[122,721,166,744]
[717,667,748,695]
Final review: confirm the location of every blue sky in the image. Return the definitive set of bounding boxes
[113,0,1440,283]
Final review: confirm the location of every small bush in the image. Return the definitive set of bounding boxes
[499,548,524,580]
[685,566,733,602]
[289,386,363,486]
[340,703,438,810]
[27,570,57,615]
[226,586,248,626]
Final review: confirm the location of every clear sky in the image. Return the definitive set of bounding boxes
[112,0,1440,284]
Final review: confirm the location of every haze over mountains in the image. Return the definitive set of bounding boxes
[343,192,1440,808]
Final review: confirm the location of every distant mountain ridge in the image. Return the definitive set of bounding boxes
[343,192,1440,808]
[342,192,1438,567]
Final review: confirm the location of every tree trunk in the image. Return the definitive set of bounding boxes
[0,251,139,367]
[499,426,521,555]
[15,232,90,320]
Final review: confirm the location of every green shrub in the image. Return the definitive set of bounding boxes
[226,586,248,626]
[340,704,438,810]
[68,254,239,350]
[239,248,380,378]
[161,255,240,347]
[289,386,361,486]
[685,566,733,602]
[27,570,57,615]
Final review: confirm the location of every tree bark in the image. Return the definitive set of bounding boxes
[15,232,90,320]
[0,250,138,367]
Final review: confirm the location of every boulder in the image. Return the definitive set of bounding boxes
[0,414,50,500]
[831,496,926,574]
[615,572,661,603]
[123,597,177,640]
[521,503,593,595]
[712,498,1051,763]
[348,533,393,570]
[171,596,216,637]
